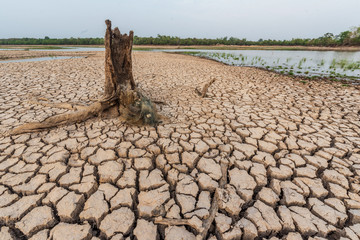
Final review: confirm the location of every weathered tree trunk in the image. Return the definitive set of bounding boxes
[8,19,158,136]
[104,19,135,98]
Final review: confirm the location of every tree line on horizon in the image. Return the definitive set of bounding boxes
[1,26,359,47]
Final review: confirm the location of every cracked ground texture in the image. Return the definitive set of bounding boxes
[0,51,360,240]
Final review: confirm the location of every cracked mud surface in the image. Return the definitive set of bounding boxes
[0,51,360,240]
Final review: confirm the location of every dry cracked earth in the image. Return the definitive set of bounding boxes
[0,51,360,240]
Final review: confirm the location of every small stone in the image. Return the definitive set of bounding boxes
[15,206,56,236]
[99,207,135,238]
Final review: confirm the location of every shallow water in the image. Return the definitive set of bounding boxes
[160,49,360,81]
[0,56,83,63]
[1,47,359,80]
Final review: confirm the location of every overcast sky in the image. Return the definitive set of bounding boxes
[0,0,359,40]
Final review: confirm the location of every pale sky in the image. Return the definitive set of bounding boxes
[0,0,359,40]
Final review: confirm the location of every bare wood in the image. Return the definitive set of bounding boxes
[196,78,216,97]
[10,102,111,135]
[155,216,204,233]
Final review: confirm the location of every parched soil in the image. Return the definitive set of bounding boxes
[0,50,91,60]
[0,51,360,239]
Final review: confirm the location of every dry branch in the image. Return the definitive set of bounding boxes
[195,78,216,97]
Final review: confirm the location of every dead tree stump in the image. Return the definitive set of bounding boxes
[9,20,158,136]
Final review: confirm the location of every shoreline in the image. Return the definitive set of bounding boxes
[166,51,360,87]
[1,44,360,51]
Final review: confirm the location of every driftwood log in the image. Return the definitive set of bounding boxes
[9,20,158,136]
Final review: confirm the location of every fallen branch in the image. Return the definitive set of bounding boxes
[195,78,216,98]
[155,216,204,233]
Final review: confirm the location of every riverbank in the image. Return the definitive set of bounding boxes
[0,52,360,239]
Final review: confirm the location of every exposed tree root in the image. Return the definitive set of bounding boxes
[195,78,216,97]
[10,101,112,135]
[28,98,88,111]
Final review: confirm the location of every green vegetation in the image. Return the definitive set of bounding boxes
[1,26,360,47]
